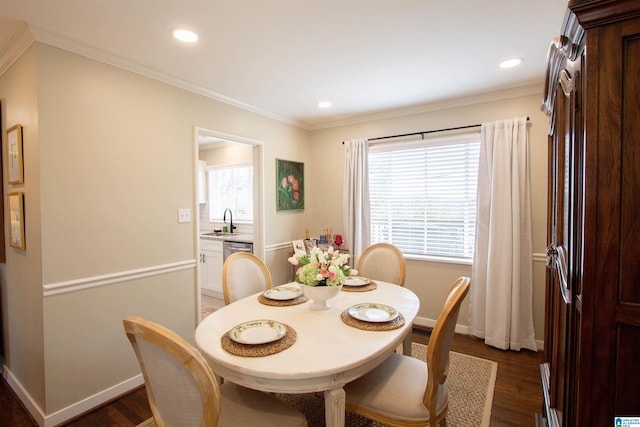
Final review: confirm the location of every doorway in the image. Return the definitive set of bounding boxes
[194,127,265,315]
[195,127,264,256]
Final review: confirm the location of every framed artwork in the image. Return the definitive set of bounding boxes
[8,192,25,250]
[291,239,306,256]
[6,124,24,185]
[276,158,304,211]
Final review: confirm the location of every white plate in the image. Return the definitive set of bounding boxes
[229,320,287,345]
[348,303,399,323]
[344,276,371,287]
[263,286,302,300]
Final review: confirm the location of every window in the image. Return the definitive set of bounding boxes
[368,133,480,261]
[208,164,253,222]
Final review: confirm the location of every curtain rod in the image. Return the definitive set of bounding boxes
[342,117,530,144]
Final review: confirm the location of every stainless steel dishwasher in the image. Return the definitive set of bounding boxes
[223,240,253,261]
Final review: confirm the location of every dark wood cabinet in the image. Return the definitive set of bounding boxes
[541,2,640,426]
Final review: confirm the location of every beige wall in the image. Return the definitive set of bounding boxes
[1,41,311,424]
[306,90,549,343]
[1,38,549,425]
[199,143,253,166]
[0,44,46,410]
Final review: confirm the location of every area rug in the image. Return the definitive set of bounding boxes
[137,342,497,427]
[276,342,497,427]
[201,303,216,319]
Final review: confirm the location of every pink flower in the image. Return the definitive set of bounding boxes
[293,191,299,200]
[281,177,288,188]
[291,180,299,190]
[288,175,295,183]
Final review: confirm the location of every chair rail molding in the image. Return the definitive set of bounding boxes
[43,260,197,297]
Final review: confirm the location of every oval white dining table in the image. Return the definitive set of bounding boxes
[195,280,419,427]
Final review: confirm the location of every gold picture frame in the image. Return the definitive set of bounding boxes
[8,192,25,250]
[6,124,24,184]
[276,158,304,211]
[291,239,306,257]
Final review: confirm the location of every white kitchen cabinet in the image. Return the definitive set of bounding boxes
[200,239,223,298]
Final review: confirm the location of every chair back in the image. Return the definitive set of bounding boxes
[123,316,221,427]
[356,243,406,286]
[424,277,470,415]
[222,252,273,304]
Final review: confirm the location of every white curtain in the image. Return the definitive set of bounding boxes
[469,117,537,351]
[342,139,371,263]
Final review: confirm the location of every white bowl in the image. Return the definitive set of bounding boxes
[300,284,343,310]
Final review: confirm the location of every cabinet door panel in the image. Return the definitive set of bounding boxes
[204,250,223,296]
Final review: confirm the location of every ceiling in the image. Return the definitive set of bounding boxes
[0,1,567,130]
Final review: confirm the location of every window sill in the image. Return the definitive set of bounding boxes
[404,253,472,266]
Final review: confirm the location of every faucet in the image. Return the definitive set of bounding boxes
[223,208,236,233]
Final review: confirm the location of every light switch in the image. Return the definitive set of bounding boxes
[178,208,191,223]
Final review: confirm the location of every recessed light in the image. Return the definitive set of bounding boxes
[317,101,332,109]
[499,57,523,69]
[172,28,198,43]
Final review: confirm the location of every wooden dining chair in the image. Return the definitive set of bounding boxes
[356,243,406,286]
[222,252,273,305]
[344,276,470,427]
[123,316,308,427]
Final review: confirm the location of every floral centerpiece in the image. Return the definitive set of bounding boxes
[288,246,356,287]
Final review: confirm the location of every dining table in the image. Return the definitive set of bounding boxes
[194,279,420,427]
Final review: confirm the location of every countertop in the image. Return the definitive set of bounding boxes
[199,232,253,244]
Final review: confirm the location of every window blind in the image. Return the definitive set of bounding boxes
[369,133,480,260]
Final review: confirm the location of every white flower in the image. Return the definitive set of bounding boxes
[289,246,353,286]
[350,269,358,276]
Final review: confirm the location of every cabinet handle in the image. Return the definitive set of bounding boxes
[546,244,571,304]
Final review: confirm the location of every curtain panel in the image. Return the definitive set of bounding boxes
[342,139,371,264]
[469,117,537,351]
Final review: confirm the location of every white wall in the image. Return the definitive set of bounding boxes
[306,88,549,344]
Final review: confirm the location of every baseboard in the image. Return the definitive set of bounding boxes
[2,364,46,427]
[414,315,470,335]
[44,375,144,427]
[413,315,544,351]
[2,363,144,427]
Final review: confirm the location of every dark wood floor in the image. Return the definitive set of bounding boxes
[1,329,543,427]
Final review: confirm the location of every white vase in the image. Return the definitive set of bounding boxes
[301,284,343,310]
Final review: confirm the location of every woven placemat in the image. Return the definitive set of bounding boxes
[341,281,377,292]
[221,324,297,357]
[340,310,405,331]
[258,294,309,306]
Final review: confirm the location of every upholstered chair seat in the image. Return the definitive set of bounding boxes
[123,316,307,427]
[345,277,470,427]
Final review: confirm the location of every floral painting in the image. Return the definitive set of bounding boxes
[276,158,304,211]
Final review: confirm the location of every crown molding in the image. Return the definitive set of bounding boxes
[5,24,546,133]
[307,82,545,131]
[28,25,307,129]
[0,23,34,77]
